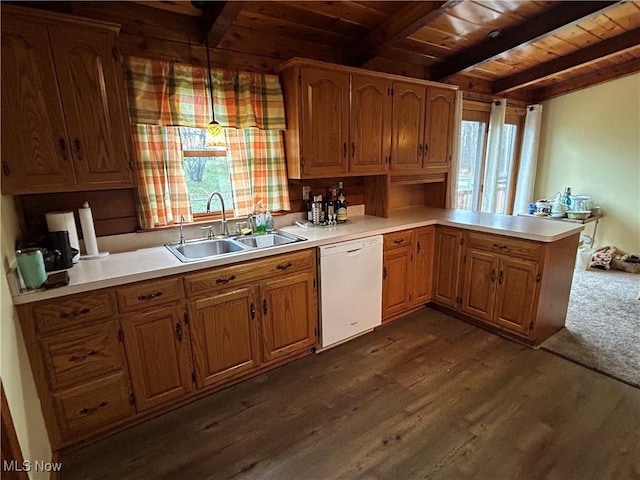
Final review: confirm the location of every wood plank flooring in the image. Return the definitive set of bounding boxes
[60,308,640,480]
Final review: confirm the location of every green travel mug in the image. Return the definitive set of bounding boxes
[16,248,47,289]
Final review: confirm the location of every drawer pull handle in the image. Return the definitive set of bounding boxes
[393,239,404,244]
[250,303,256,320]
[59,307,90,319]
[80,401,108,415]
[491,243,508,251]
[498,270,504,284]
[137,291,163,301]
[490,269,496,283]
[69,350,98,363]
[276,262,293,270]
[215,275,236,285]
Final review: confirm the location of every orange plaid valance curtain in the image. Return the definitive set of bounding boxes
[125,57,286,130]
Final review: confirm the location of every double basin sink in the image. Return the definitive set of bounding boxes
[166,231,307,263]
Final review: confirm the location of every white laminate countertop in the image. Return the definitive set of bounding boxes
[10,207,583,305]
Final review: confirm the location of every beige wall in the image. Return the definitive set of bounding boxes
[1,195,52,479]
[535,73,640,252]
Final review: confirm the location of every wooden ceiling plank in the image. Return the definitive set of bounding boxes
[347,0,463,66]
[200,1,247,46]
[494,28,640,94]
[533,57,640,101]
[430,1,620,81]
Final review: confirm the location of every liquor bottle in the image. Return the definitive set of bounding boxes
[562,187,572,208]
[325,188,335,224]
[336,181,347,223]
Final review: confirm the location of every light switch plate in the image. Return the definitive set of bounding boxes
[302,186,311,200]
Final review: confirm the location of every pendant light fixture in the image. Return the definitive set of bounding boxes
[205,38,226,146]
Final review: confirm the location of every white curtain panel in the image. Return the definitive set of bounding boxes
[447,90,464,209]
[480,99,506,213]
[512,104,543,215]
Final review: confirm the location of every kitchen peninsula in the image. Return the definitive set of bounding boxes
[10,207,582,451]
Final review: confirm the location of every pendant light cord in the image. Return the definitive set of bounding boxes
[205,38,216,123]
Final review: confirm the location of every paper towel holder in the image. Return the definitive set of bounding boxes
[79,201,110,260]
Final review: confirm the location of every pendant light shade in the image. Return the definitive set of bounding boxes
[205,38,225,146]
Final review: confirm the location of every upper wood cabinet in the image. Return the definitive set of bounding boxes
[390,85,456,173]
[350,75,392,174]
[1,6,133,194]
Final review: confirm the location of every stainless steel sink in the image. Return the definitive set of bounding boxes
[165,230,307,263]
[234,231,306,248]
[166,238,248,262]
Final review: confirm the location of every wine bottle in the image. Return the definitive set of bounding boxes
[336,181,347,223]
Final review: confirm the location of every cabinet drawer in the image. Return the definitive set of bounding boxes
[184,250,316,298]
[384,230,414,250]
[32,291,116,334]
[40,322,124,390]
[53,371,133,440]
[466,232,543,261]
[116,277,183,314]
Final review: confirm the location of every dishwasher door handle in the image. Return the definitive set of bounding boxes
[346,248,362,256]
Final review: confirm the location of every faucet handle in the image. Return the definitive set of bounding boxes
[200,225,214,239]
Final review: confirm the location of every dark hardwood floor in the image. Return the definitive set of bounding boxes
[60,308,640,480]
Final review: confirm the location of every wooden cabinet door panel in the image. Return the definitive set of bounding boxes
[120,307,193,411]
[188,287,261,389]
[493,258,538,335]
[391,81,425,171]
[413,226,435,306]
[49,26,132,187]
[424,87,455,167]
[261,271,317,362]
[0,19,76,192]
[460,250,497,322]
[433,227,462,308]
[301,68,349,176]
[350,75,391,173]
[383,246,413,320]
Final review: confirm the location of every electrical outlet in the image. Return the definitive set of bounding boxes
[302,186,311,200]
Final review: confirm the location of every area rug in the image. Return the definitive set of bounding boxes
[541,268,640,388]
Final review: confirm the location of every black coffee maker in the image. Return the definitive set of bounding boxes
[47,231,78,270]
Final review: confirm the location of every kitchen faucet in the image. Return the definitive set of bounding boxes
[205,191,229,237]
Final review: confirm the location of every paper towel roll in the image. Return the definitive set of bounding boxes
[79,202,99,256]
[46,211,80,263]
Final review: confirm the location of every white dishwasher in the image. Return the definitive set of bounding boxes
[318,235,383,351]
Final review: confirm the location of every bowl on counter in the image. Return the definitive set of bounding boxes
[566,210,591,220]
[569,195,590,211]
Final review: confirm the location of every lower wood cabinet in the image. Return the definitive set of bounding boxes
[382,226,435,322]
[120,306,194,412]
[187,287,261,389]
[434,228,578,345]
[18,248,318,451]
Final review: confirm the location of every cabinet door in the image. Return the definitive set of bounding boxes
[120,307,193,411]
[433,227,462,308]
[187,287,261,389]
[350,75,391,173]
[49,25,132,187]
[412,226,435,306]
[424,87,456,168]
[301,68,349,176]
[0,18,77,193]
[460,249,497,322]
[391,81,425,171]
[383,245,413,321]
[261,271,317,362]
[493,257,538,335]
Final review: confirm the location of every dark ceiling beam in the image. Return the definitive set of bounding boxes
[493,28,640,95]
[198,1,246,45]
[533,57,640,102]
[346,0,463,67]
[430,1,620,81]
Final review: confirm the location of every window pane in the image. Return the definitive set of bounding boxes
[179,127,226,152]
[494,124,518,214]
[183,156,234,214]
[457,120,486,210]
